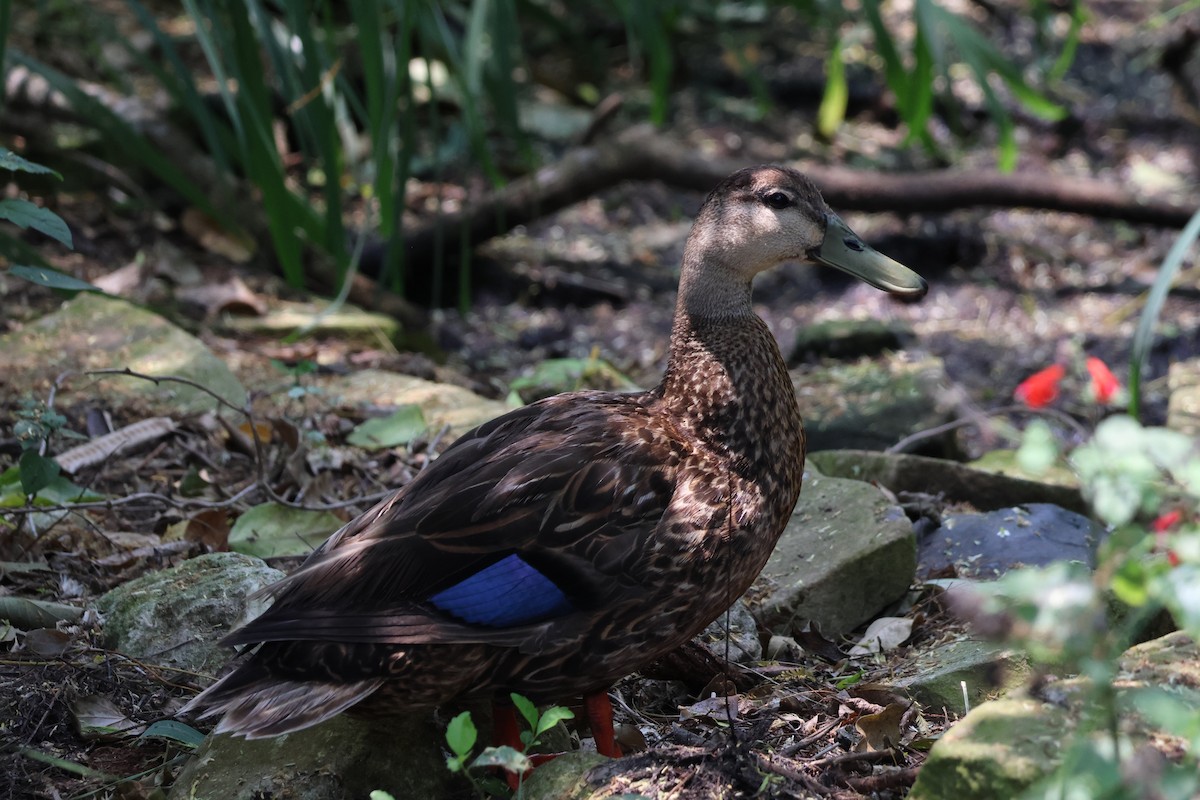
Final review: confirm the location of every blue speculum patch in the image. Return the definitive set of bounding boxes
[428,553,574,626]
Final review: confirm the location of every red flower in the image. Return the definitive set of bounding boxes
[1086,357,1120,404]
[1014,364,1065,408]
[1153,510,1182,533]
[1153,510,1183,567]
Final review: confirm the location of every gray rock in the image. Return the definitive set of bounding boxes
[789,318,913,363]
[316,368,509,441]
[0,292,247,414]
[909,631,1200,800]
[698,599,762,663]
[520,751,610,800]
[95,552,282,674]
[791,355,951,455]
[889,637,1029,712]
[509,357,639,403]
[809,450,1088,514]
[1168,356,1200,436]
[169,713,450,800]
[753,465,915,636]
[920,504,1104,579]
[906,695,1061,800]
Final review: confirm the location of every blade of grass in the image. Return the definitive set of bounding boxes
[1048,0,1085,81]
[10,51,219,219]
[351,0,397,240]
[19,747,116,780]
[817,36,847,138]
[0,0,11,100]
[280,2,346,264]
[123,0,231,171]
[1129,208,1200,419]
[384,0,419,295]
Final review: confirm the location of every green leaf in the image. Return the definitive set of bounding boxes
[1164,566,1200,640]
[535,704,575,737]
[469,745,530,775]
[0,198,73,248]
[140,720,206,748]
[0,596,82,629]
[369,793,397,800]
[1016,420,1058,475]
[0,464,103,507]
[1130,207,1200,418]
[346,404,427,450]
[19,451,60,496]
[817,37,848,139]
[7,265,100,293]
[835,669,866,689]
[1110,557,1150,607]
[445,710,477,758]
[0,463,103,508]
[510,692,539,733]
[17,747,115,780]
[0,148,60,177]
[228,502,343,558]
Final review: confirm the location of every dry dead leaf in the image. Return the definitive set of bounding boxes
[855,701,910,751]
[55,417,177,474]
[72,695,143,740]
[183,508,231,550]
[848,616,914,656]
[680,694,741,722]
[91,259,148,296]
[177,274,267,317]
[181,207,255,262]
[794,624,844,662]
[25,627,72,657]
[614,723,647,752]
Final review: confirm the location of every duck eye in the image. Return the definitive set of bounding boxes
[762,191,791,210]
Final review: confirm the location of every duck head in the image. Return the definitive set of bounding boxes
[678,166,927,317]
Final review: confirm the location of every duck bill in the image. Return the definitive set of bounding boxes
[813,213,928,298]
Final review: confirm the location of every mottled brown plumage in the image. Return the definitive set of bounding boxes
[183,166,926,740]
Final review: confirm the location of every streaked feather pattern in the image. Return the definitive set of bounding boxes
[183,166,926,739]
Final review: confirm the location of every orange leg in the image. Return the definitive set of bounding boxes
[584,691,622,758]
[493,703,522,750]
[491,704,527,790]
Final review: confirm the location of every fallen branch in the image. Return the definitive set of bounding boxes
[385,125,1196,273]
[10,62,1193,312]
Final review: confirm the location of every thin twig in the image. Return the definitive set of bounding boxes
[887,403,1092,453]
[85,368,247,416]
[779,716,842,757]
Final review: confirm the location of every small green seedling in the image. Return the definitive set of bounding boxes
[441,693,575,798]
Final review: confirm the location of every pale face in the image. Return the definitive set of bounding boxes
[683,166,926,300]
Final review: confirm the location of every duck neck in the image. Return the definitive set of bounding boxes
[658,300,803,465]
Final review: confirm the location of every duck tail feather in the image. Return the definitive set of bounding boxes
[181,663,383,739]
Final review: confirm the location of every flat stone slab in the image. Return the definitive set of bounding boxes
[919,503,1104,579]
[909,632,1200,800]
[888,637,1029,712]
[316,368,510,441]
[170,713,449,800]
[1168,356,1200,435]
[809,450,1087,514]
[0,292,248,414]
[791,354,950,454]
[751,464,915,636]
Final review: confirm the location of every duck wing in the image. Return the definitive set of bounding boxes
[224,390,690,651]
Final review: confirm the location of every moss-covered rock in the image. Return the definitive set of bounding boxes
[753,464,915,636]
[95,552,282,674]
[0,292,247,413]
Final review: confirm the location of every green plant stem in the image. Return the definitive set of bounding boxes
[1128,207,1200,418]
